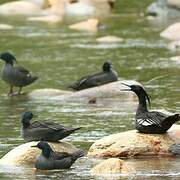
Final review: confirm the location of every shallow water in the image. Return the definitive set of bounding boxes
[0,0,179,179]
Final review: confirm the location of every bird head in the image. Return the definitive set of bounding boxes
[121,83,151,106]
[103,61,112,72]
[31,141,53,157]
[21,111,33,127]
[0,52,17,65]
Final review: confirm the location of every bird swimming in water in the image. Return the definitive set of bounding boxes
[32,141,84,170]
[0,52,38,96]
[121,84,179,134]
[68,61,118,91]
[169,144,180,155]
[21,111,81,142]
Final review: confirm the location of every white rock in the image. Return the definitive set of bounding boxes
[69,18,100,32]
[0,24,13,30]
[96,36,123,43]
[160,22,180,41]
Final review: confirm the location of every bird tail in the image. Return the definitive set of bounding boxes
[66,82,79,90]
[174,114,180,122]
[72,149,85,161]
[169,144,180,155]
[68,127,82,134]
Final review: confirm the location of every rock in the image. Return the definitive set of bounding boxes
[170,56,180,62]
[169,143,180,155]
[29,80,140,103]
[96,36,123,43]
[88,125,180,158]
[91,158,132,175]
[146,0,180,18]
[0,24,13,30]
[28,88,71,99]
[0,141,79,166]
[0,1,42,16]
[28,14,62,23]
[69,18,100,32]
[167,0,180,9]
[160,22,180,41]
[168,40,180,51]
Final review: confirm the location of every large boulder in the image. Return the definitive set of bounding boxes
[88,125,180,158]
[28,80,140,103]
[0,141,79,166]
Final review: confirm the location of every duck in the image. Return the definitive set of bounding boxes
[68,61,118,91]
[169,144,180,155]
[121,84,179,134]
[21,111,81,142]
[0,52,38,96]
[32,141,84,170]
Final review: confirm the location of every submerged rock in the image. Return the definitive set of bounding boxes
[96,36,124,43]
[88,125,180,158]
[91,158,132,175]
[69,18,100,32]
[160,22,180,41]
[0,141,79,166]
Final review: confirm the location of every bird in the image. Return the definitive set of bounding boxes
[0,52,38,96]
[169,144,180,155]
[21,111,81,142]
[121,83,179,134]
[31,141,84,170]
[68,61,118,91]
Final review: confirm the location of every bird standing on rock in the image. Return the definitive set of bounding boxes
[68,61,118,91]
[32,141,84,170]
[0,52,38,96]
[122,84,179,134]
[21,111,81,142]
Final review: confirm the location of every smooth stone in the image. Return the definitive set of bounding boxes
[96,36,124,43]
[0,24,13,30]
[88,125,180,158]
[28,14,62,23]
[91,158,133,175]
[29,88,71,99]
[29,80,140,103]
[0,1,42,16]
[0,141,79,166]
[160,22,180,41]
[69,18,100,32]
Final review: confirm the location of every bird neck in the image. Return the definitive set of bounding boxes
[42,148,53,158]
[136,94,148,113]
[5,61,14,66]
[22,120,30,128]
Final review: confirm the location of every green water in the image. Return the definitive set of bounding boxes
[0,0,179,179]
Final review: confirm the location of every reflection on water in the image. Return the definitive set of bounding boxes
[0,0,179,179]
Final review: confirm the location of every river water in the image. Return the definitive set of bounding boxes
[0,0,179,179]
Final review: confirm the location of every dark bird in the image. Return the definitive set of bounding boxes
[169,144,180,155]
[0,52,38,96]
[121,84,179,134]
[68,61,118,91]
[32,141,84,170]
[21,111,81,142]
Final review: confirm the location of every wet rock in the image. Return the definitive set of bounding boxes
[0,141,79,166]
[0,1,42,16]
[28,14,62,23]
[69,18,100,32]
[169,143,180,155]
[160,22,180,41]
[91,158,132,175]
[88,125,180,158]
[29,80,140,103]
[96,36,123,43]
[0,24,13,30]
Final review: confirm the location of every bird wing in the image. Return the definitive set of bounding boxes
[31,121,65,131]
[54,152,71,160]
[137,111,167,127]
[15,65,30,75]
